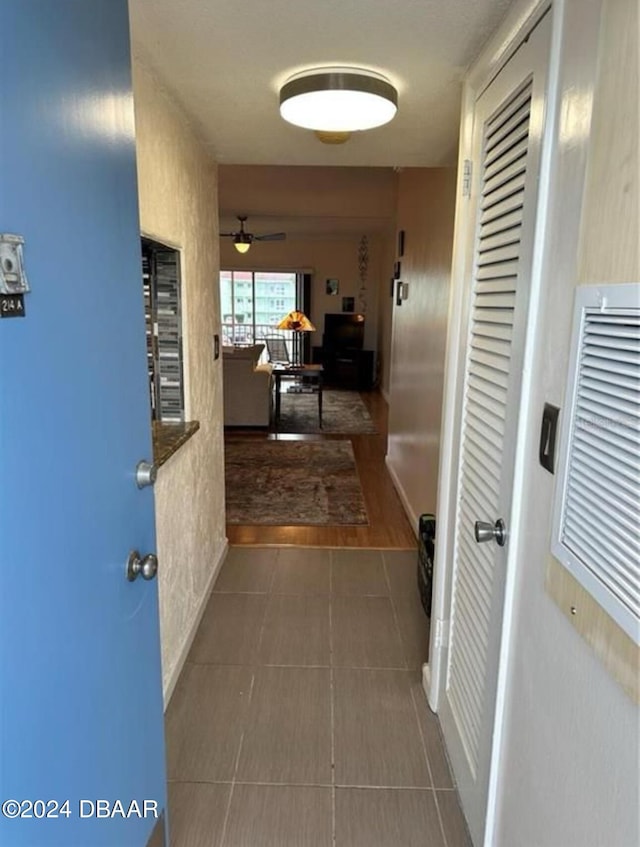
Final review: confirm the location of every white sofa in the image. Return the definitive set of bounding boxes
[222,344,273,427]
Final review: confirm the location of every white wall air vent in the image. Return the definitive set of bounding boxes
[551,283,640,644]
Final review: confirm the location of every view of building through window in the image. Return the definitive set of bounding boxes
[220,270,298,347]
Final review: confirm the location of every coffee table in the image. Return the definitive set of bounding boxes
[273,364,324,430]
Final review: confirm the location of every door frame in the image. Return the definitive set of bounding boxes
[426,0,558,842]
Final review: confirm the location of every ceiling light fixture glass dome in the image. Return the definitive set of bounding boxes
[233,235,251,254]
[279,67,398,133]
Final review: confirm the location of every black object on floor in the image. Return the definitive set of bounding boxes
[417,514,436,617]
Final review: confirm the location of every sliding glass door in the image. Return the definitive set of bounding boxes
[220,270,300,346]
[220,271,313,363]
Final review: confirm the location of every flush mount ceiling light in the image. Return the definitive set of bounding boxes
[279,67,398,136]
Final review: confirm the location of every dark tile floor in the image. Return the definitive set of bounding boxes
[165,546,471,846]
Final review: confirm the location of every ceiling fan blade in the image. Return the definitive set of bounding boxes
[254,232,286,241]
[219,232,237,238]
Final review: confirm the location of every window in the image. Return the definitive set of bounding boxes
[142,237,184,423]
[220,270,299,346]
[551,283,640,643]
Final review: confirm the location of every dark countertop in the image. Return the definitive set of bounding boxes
[152,420,200,468]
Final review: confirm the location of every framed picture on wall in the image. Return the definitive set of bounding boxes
[326,278,339,295]
[342,296,355,312]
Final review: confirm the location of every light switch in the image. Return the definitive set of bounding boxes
[539,403,560,473]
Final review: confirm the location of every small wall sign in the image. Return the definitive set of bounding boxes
[1,293,26,318]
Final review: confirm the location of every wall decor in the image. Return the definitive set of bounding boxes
[397,229,405,257]
[357,235,369,313]
[326,278,339,295]
[342,296,355,312]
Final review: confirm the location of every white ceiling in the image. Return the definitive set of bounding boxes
[129,0,513,168]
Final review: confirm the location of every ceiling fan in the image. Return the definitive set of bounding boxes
[220,215,286,254]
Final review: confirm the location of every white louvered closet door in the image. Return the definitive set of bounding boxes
[440,14,551,846]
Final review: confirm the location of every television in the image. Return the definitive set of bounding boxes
[323,313,365,351]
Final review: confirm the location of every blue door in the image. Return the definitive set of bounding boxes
[0,2,167,845]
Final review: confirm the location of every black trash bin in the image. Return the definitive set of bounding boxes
[417,513,436,617]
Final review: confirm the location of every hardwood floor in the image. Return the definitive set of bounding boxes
[225,391,416,549]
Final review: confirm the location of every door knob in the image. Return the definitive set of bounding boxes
[474,518,507,547]
[135,460,157,489]
[126,550,159,582]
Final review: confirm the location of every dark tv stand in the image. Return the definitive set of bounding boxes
[312,345,374,390]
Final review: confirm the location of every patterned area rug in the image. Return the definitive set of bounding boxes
[278,389,377,434]
[225,440,369,525]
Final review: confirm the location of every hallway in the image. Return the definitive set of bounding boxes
[165,545,470,846]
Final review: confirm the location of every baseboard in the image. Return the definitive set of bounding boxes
[385,456,419,538]
[422,663,436,712]
[163,538,229,708]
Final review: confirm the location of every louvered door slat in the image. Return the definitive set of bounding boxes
[448,79,533,777]
[581,375,638,405]
[478,226,522,254]
[468,371,508,407]
[567,482,640,555]
[473,307,515,326]
[578,392,639,425]
[483,153,527,198]
[464,459,501,506]
[484,85,531,136]
[574,420,638,468]
[469,361,509,393]
[472,321,514,342]
[484,137,529,182]
[469,347,511,376]
[464,440,502,492]
[476,261,519,280]
[466,415,506,468]
[482,172,527,208]
[467,388,507,433]
[485,102,531,158]
[571,466,638,527]
[479,208,524,239]
[480,189,525,225]
[582,364,639,393]
[470,336,512,361]
[477,243,520,265]
[563,508,639,609]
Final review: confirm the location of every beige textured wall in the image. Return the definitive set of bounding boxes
[386,168,457,525]
[132,57,227,700]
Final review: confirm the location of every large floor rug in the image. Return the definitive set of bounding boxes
[277,389,377,434]
[225,440,369,525]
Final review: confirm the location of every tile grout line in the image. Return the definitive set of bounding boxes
[382,550,447,839]
[329,549,336,847]
[381,551,410,672]
[408,679,451,847]
[218,671,257,847]
[187,659,411,671]
[168,776,455,791]
[220,550,276,847]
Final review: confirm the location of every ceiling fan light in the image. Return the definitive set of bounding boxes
[234,237,251,254]
[279,69,397,132]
